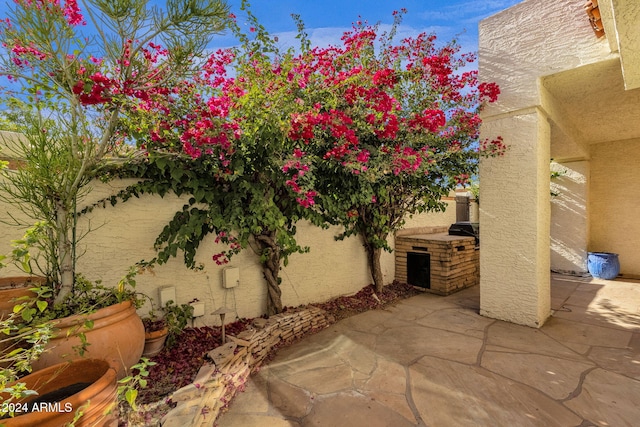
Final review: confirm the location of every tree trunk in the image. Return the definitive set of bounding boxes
[255,230,283,316]
[54,200,74,303]
[369,246,384,293]
[363,237,385,293]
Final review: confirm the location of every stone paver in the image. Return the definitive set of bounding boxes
[280,363,353,395]
[218,414,299,427]
[415,307,495,338]
[268,376,312,418]
[304,392,414,427]
[564,368,640,426]
[481,351,594,399]
[226,373,270,414]
[362,358,406,394]
[486,321,588,360]
[410,356,583,427]
[216,275,640,427]
[588,346,640,379]
[542,316,633,348]
[377,325,483,365]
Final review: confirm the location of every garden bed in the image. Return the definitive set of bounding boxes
[118,281,419,425]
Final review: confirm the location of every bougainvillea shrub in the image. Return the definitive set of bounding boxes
[281,12,504,291]
[132,4,504,313]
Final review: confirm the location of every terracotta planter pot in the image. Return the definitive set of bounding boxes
[0,358,117,426]
[0,277,45,365]
[0,276,44,319]
[31,301,144,379]
[143,326,169,357]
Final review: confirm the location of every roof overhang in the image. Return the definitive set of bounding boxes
[598,0,640,90]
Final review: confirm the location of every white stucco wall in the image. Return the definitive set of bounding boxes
[0,177,457,325]
[590,138,640,278]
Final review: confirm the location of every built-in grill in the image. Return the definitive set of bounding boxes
[396,229,480,295]
[448,221,479,247]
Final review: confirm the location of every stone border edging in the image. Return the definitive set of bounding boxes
[160,306,334,426]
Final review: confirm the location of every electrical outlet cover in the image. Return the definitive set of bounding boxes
[223,267,240,288]
[159,286,176,306]
[191,302,205,317]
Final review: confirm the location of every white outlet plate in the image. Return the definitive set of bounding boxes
[191,302,205,317]
[223,267,240,289]
[159,286,176,307]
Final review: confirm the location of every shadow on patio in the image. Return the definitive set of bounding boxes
[216,274,640,427]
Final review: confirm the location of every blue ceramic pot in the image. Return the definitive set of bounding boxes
[587,252,620,280]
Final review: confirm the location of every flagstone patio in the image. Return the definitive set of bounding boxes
[216,274,640,426]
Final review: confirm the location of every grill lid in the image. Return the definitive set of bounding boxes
[448,221,479,245]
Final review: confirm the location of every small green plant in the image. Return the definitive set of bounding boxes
[2,230,145,365]
[30,275,143,324]
[30,275,144,358]
[162,300,194,348]
[550,160,568,197]
[142,300,194,347]
[4,224,144,324]
[0,233,54,411]
[117,357,157,412]
[467,182,480,205]
[0,221,48,279]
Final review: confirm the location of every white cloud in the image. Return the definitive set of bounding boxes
[419,0,521,25]
[273,22,464,53]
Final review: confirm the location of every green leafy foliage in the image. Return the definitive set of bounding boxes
[105,3,504,311]
[30,275,144,323]
[162,300,195,348]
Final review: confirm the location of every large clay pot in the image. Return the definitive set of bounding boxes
[0,276,44,319]
[0,277,45,364]
[0,358,118,426]
[142,326,169,357]
[31,300,144,379]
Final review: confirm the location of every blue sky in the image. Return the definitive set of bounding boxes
[0,1,524,58]
[210,0,522,55]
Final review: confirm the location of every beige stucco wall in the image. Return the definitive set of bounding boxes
[604,0,640,90]
[0,176,457,325]
[550,160,589,275]
[480,0,640,326]
[478,0,617,327]
[590,138,640,278]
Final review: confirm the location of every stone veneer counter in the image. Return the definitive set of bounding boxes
[395,232,479,295]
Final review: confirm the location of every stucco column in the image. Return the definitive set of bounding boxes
[479,109,551,328]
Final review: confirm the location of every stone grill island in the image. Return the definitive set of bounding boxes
[395,227,479,295]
